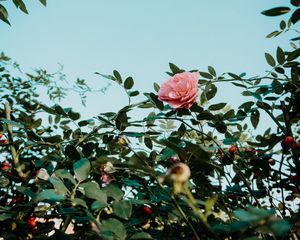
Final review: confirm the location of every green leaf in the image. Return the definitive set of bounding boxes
[261,7,290,17]
[49,177,69,195]
[169,63,183,74]
[250,109,260,129]
[208,66,216,76]
[73,158,90,182]
[271,79,283,94]
[101,218,127,240]
[206,84,217,100]
[81,182,107,203]
[0,4,10,25]
[208,103,226,111]
[144,136,153,150]
[113,70,122,84]
[291,0,300,6]
[124,77,134,90]
[153,82,160,92]
[39,0,47,6]
[72,198,88,208]
[291,8,300,24]
[276,47,285,64]
[112,200,132,220]
[115,111,128,131]
[200,71,213,79]
[65,145,81,161]
[103,184,124,200]
[228,72,242,80]
[129,232,152,239]
[35,189,65,202]
[265,53,276,67]
[12,0,28,14]
[55,169,76,185]
[91,200,107,210]
[270,219,291,237]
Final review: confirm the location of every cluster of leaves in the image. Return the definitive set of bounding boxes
[0,1,299,240]
[0,0,46,25]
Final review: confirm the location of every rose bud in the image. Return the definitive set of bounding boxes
[166,163,191,194]
[158,72,200,110]
[100,174,113,184]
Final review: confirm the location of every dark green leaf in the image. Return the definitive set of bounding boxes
[103,184,124,200]
[291,8,300,24]
[115,111,128,131]
[261,7,290,17]
[206,84,217,100]
[208,66,216,76]
[200,71,213,79]
[209,103,226,111]
[113,70,122,84]
[124,77,134,90]
[65,145,81,161]
[12,0,28,14]
[271,80,283,94]
[169,63,183,74]
[291,0,300,6]
[0,4,10,25]
[39,0,47,6]
[265,53,276,67]
[250,109,260,129]
[144,137,153,150]
[276,47,285,64]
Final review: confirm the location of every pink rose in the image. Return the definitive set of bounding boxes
[158,72,199,109]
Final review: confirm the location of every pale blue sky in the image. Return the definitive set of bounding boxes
[0,0,292,118]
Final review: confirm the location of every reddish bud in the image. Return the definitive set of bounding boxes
[228,145,237,154]
[143,206,152,215]
[268,159,276,166]
[227,194,237,199]
[1,162,10,171]
[284,136,294,148]
[253,201,258,207]
[0,133,2,138]
[288,175,299,182]
[217,148,223,155]
[0,139,8,145]
[292,187,299,194]
[11,198,17,204]
[293,142,300,149]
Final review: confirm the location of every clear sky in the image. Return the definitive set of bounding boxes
[0,0,292,119]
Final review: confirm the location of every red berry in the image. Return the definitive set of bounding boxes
[0,139,8,145]
[27,217,37,229]
[143,206,152,215]
[11,198,17,204]
[284,136,294,148]
[1,162,10,171]
[227,194,236,199]
[293,142,300,149]
[292,187,299,194]
[217,148,223,155]
[253,201,258,207]
[288,175,299,182]
[268,159,276,166]
[228,145,237,154]
[0,133,2,138]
